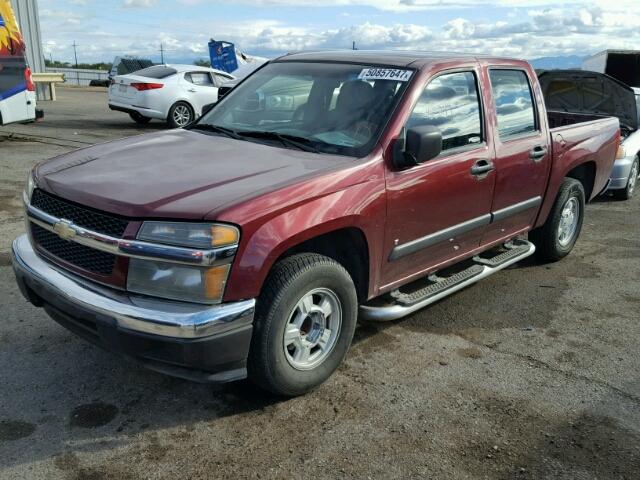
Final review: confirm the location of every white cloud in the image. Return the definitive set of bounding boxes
[40,1,640,64]
[123,0,155,7]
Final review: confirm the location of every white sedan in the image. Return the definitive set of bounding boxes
[108,64,235,128]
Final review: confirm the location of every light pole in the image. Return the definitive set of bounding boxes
[72,41,79,85]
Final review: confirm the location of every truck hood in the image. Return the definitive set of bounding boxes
[36,129,354,219]
[538,69,638,131]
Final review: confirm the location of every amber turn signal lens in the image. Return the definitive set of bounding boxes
[204,264,231,301]
[616,145,626,160]
[211,226,239,247]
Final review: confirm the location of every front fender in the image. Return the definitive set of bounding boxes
[223,181,386,302]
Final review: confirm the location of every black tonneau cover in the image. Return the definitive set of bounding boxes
[538,69,637,131]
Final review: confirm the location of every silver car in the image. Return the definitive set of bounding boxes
[608,87,640,199]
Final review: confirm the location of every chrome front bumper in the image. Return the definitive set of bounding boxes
[12,234,255,339]
[607,155,636,191]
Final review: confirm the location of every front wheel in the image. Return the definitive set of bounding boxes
[248,253,358,396]
[612,156,639,200]
[530,177,585,262]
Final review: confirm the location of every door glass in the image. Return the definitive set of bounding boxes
[187,72,214,86]
[407,71,482,152]
[489,70,537,138]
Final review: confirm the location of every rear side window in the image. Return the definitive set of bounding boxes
[132,66,177,79]
[186,72,214,86]
[489,69,537,139]
[407,71,482,152]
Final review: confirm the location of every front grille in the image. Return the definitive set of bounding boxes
[31,224,117,275]
[31,189,128,237]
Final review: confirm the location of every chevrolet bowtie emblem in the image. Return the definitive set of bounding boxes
[52,219,76,241]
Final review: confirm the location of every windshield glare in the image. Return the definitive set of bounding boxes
[199,62,413,156]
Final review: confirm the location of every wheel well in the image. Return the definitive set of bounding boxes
[278,228,370,302]
[566,161,596,200]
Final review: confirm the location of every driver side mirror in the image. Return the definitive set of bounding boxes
[393,126,442,169]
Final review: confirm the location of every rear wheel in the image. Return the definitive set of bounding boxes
[167,101,194,128]
[129,111,151,124]
[248,253,358,396]
[613,156,639,200]
[530,177,585,262]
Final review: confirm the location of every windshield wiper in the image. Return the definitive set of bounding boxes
[188,124,243,140]
[235,130,321,153]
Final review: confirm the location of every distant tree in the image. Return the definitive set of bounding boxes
[193,58,211,67]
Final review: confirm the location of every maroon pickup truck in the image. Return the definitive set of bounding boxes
[12,51,619,396]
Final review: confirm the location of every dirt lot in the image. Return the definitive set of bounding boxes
[1,87,639,479]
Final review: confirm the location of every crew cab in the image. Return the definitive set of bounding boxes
[12,51,619,396]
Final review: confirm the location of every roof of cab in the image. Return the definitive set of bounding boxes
[274,50,525,69]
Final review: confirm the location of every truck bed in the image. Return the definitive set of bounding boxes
[535,114,620,231]
[547,110,612,130]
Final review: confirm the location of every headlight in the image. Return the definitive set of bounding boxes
[616,145,627,160]
[25,170,36,203]
[137,221,239,248]
[127,221,239,303]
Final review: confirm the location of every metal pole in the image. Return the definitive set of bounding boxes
[160,43,165,64]
[72,41,79,85]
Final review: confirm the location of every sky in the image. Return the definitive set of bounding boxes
[38,0,640,64]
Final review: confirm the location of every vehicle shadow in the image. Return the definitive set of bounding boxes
[0,290,283,471]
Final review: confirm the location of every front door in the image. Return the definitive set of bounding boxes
[481,67,551,245]
[381,68,496,291]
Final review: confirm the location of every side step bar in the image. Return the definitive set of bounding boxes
[360,239,535,322]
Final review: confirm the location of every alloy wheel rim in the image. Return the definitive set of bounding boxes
[283,287,342,371]
[173,105,191,127]
[558,196,579,247]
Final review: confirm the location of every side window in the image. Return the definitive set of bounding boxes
[186,72,214,86]
[489,69,537,139]
[407,71,482,152]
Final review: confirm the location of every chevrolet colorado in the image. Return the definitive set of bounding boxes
[12,51,619,396]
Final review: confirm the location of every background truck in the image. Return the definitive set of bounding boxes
[582,50,640,88]
[12,51,618,396]
[0,0,37,125]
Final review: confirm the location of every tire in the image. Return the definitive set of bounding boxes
[167,101,194,128]
[248,253,358,396]
[129,112,151,124]
[530,177,585,262]
[612,156,639,200]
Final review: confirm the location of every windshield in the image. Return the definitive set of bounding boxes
[197,61,414,156]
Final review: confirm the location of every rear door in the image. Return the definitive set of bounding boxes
[381,67,496,290]
[480,67,551,246]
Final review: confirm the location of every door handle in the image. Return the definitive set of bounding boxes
[470,159,495,177]
[187,88,197,93]
[529,145,548,161]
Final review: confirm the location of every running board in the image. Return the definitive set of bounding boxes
[360,239,535,322]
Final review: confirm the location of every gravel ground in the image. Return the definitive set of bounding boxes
[1,87,639,479]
